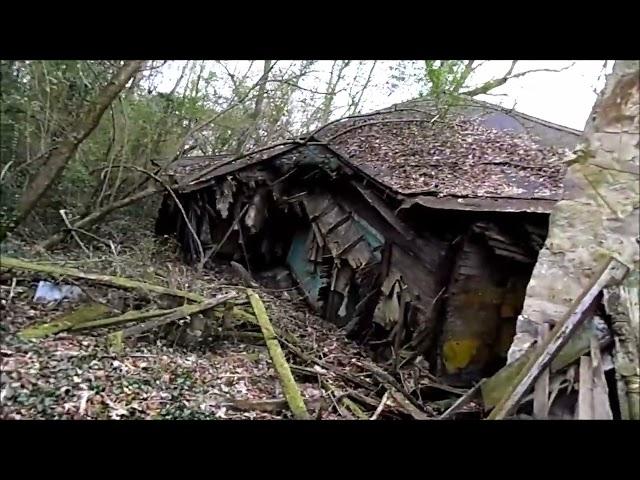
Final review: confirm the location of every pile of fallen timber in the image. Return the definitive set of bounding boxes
[1,255,481,419]
[3,253,635,419]
[479,257,639,420]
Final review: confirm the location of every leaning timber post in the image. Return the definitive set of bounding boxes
[507,60,639,411]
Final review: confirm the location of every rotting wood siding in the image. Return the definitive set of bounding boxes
[156,145,551,384]
[440,222,540,383]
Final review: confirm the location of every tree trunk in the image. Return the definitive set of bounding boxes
[2,60,145,240]
[508,61,639,364]
[318,60,351,126]
[234,60,272,154]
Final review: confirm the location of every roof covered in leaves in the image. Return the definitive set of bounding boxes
[170,96,576,202]
[167,154,233,178]
[314,107,570,199]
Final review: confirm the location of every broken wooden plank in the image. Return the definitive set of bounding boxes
[388,389,430,420]
[533,323,551,419]
[590,334,614,419]
[199,203,250,269]
[247,289,310,420]
[577,356,595,419]
[487,257,628,420]
[354,183,415,241]
[481,320,612,411]
[18,303,112,340]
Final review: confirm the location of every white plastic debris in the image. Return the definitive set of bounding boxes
[33,281,83,303]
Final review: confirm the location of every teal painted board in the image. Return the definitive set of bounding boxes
[286,228,324,308]
[352,213,384,262]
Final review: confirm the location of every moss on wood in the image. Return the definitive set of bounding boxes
[18,303,112,340]
[71,306,183,331]
[248,289,310,420]
[1,256,205,302]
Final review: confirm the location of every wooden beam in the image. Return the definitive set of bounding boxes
[533,323,551,419]
[487,257,628,420]
[247,289,310,420]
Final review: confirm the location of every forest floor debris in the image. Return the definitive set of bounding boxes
[0,235,476,420]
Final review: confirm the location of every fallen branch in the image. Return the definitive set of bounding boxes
[370,390,389,420]
[388,389,431,420]
[357,362,434,417]
[116,293,237,340]
[59,209,91,257]
[97,164,205,265]
[278,337,377,391]
[1,256,205,302]
[6,278,17,306]
[320,379,368,420]
[487,257,628,420]
[247,289,310,420]
[40,186,161,250]
[439,379,485,420]
[71,306,183,331]
[68,226,117,254]
[344,391,381,410]
[340,396,368,420]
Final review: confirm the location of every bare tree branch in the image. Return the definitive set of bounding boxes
[171,61,279,163]
[349,61,378,115]
[266,79,335,95]
[3,60,145,240]
[461,61,576,97]
[96,164,205,264]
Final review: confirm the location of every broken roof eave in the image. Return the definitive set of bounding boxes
[172,141,561,215]
[176,144,301,193]
[399,194,559,214]
[319,141,561,214]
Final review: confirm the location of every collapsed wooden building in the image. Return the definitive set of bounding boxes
[155,99,581,386]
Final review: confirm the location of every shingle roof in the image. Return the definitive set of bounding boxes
[315,108,570,199]
[394,96,582,149]
[166,154,232,178]
[170,96,576,202]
